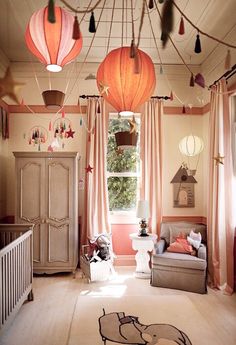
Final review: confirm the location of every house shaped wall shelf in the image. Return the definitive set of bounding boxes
[170,166,197,208]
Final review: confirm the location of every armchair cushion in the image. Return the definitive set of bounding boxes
[154,239,166,254]
[152,252,207,271]
[197,244,207,260]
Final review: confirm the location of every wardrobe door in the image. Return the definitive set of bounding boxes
[45,157,75,268]
[15,157,46,267]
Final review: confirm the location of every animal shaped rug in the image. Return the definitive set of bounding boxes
[98,309,192,345]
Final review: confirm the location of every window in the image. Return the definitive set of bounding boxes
[107,114,140,215]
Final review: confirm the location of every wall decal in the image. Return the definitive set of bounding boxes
[170,164,197,208]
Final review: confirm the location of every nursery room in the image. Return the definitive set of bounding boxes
[0,0,236,344]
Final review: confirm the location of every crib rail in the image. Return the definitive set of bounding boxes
[0,224,33,334]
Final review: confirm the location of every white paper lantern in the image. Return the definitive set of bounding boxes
[179,135,204,157]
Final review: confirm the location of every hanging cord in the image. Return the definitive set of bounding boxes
[121,0,124,46]
[79,0,93,24]
[173,0,236,49]
[48,71,52,90]
[60,0,102,13]
[64,59,77,94]
[61,0,107,109]
[106,0,115,55]
[131,0,135,43]
[145,1,163,67]
[136,0,146,48]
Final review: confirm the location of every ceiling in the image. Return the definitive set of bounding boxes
[0,0,235,66]
[0,0,235,107]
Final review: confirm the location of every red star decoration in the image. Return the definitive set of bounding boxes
[85,164,93,173]
[66,128,75,138]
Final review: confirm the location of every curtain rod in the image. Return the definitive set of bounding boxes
[79,94,100,99]
[80,94,171,100]
[151,96,171,100]
[209,64,236,88]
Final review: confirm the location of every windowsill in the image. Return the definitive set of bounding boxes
[109,212,139,225]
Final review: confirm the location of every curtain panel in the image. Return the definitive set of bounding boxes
[140,99,163,238]
[207,79,234,294]
[81,98,111,245]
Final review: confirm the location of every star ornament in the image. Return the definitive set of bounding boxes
[213,154,224,165]
[66,128,75,138]
[98,81,109,96]
[115,147,124,155]
[0,67,25,104]
[85,164,93,173]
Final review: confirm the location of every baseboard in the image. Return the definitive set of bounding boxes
[114,255,136,266]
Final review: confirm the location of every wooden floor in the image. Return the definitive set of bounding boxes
[1,266,236,345]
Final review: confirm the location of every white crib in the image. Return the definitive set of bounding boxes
[0,224,33,334]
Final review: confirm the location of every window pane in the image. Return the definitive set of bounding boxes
[108,177,138,211]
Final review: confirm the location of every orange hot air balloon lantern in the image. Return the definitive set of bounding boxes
[96,47,156,115]
[25,6,83,72]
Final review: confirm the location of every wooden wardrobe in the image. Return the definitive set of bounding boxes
[14,152,79,274]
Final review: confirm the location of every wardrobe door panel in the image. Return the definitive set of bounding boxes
[15,157,45,266]
[47,224,70,263]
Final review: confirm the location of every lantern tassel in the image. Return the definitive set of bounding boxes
[89,12,96,33]
[148,0,154,9]
[194,33,201,53]
[47,0,56,24]
[178,17,185,35]
[190,73,195,87]
[72,16,81,40]
[97,101,101,114]
[182,105,186,114]
[134,52,140,74]
[225,50,231,70]
[49,121,52,131]
[130,40,136,58]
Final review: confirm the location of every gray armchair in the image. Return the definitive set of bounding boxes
[151,222,207,294]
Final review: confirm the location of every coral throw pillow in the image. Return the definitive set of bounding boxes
[167,237,194,254]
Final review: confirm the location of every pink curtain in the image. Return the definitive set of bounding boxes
[140,99,163,238]
[81,98,111,245]
[207,79,234,294]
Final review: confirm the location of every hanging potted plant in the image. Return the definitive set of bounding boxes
[115,116,138,149]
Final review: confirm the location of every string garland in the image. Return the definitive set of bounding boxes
[60,0,102,13]
[172,0,236,49]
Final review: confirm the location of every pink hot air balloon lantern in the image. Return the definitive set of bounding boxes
[25,6,83,72]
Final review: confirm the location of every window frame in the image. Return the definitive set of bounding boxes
[106,113,141,224]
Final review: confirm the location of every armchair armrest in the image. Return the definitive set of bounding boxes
[154,239,166,254]
[197,244,207,260]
